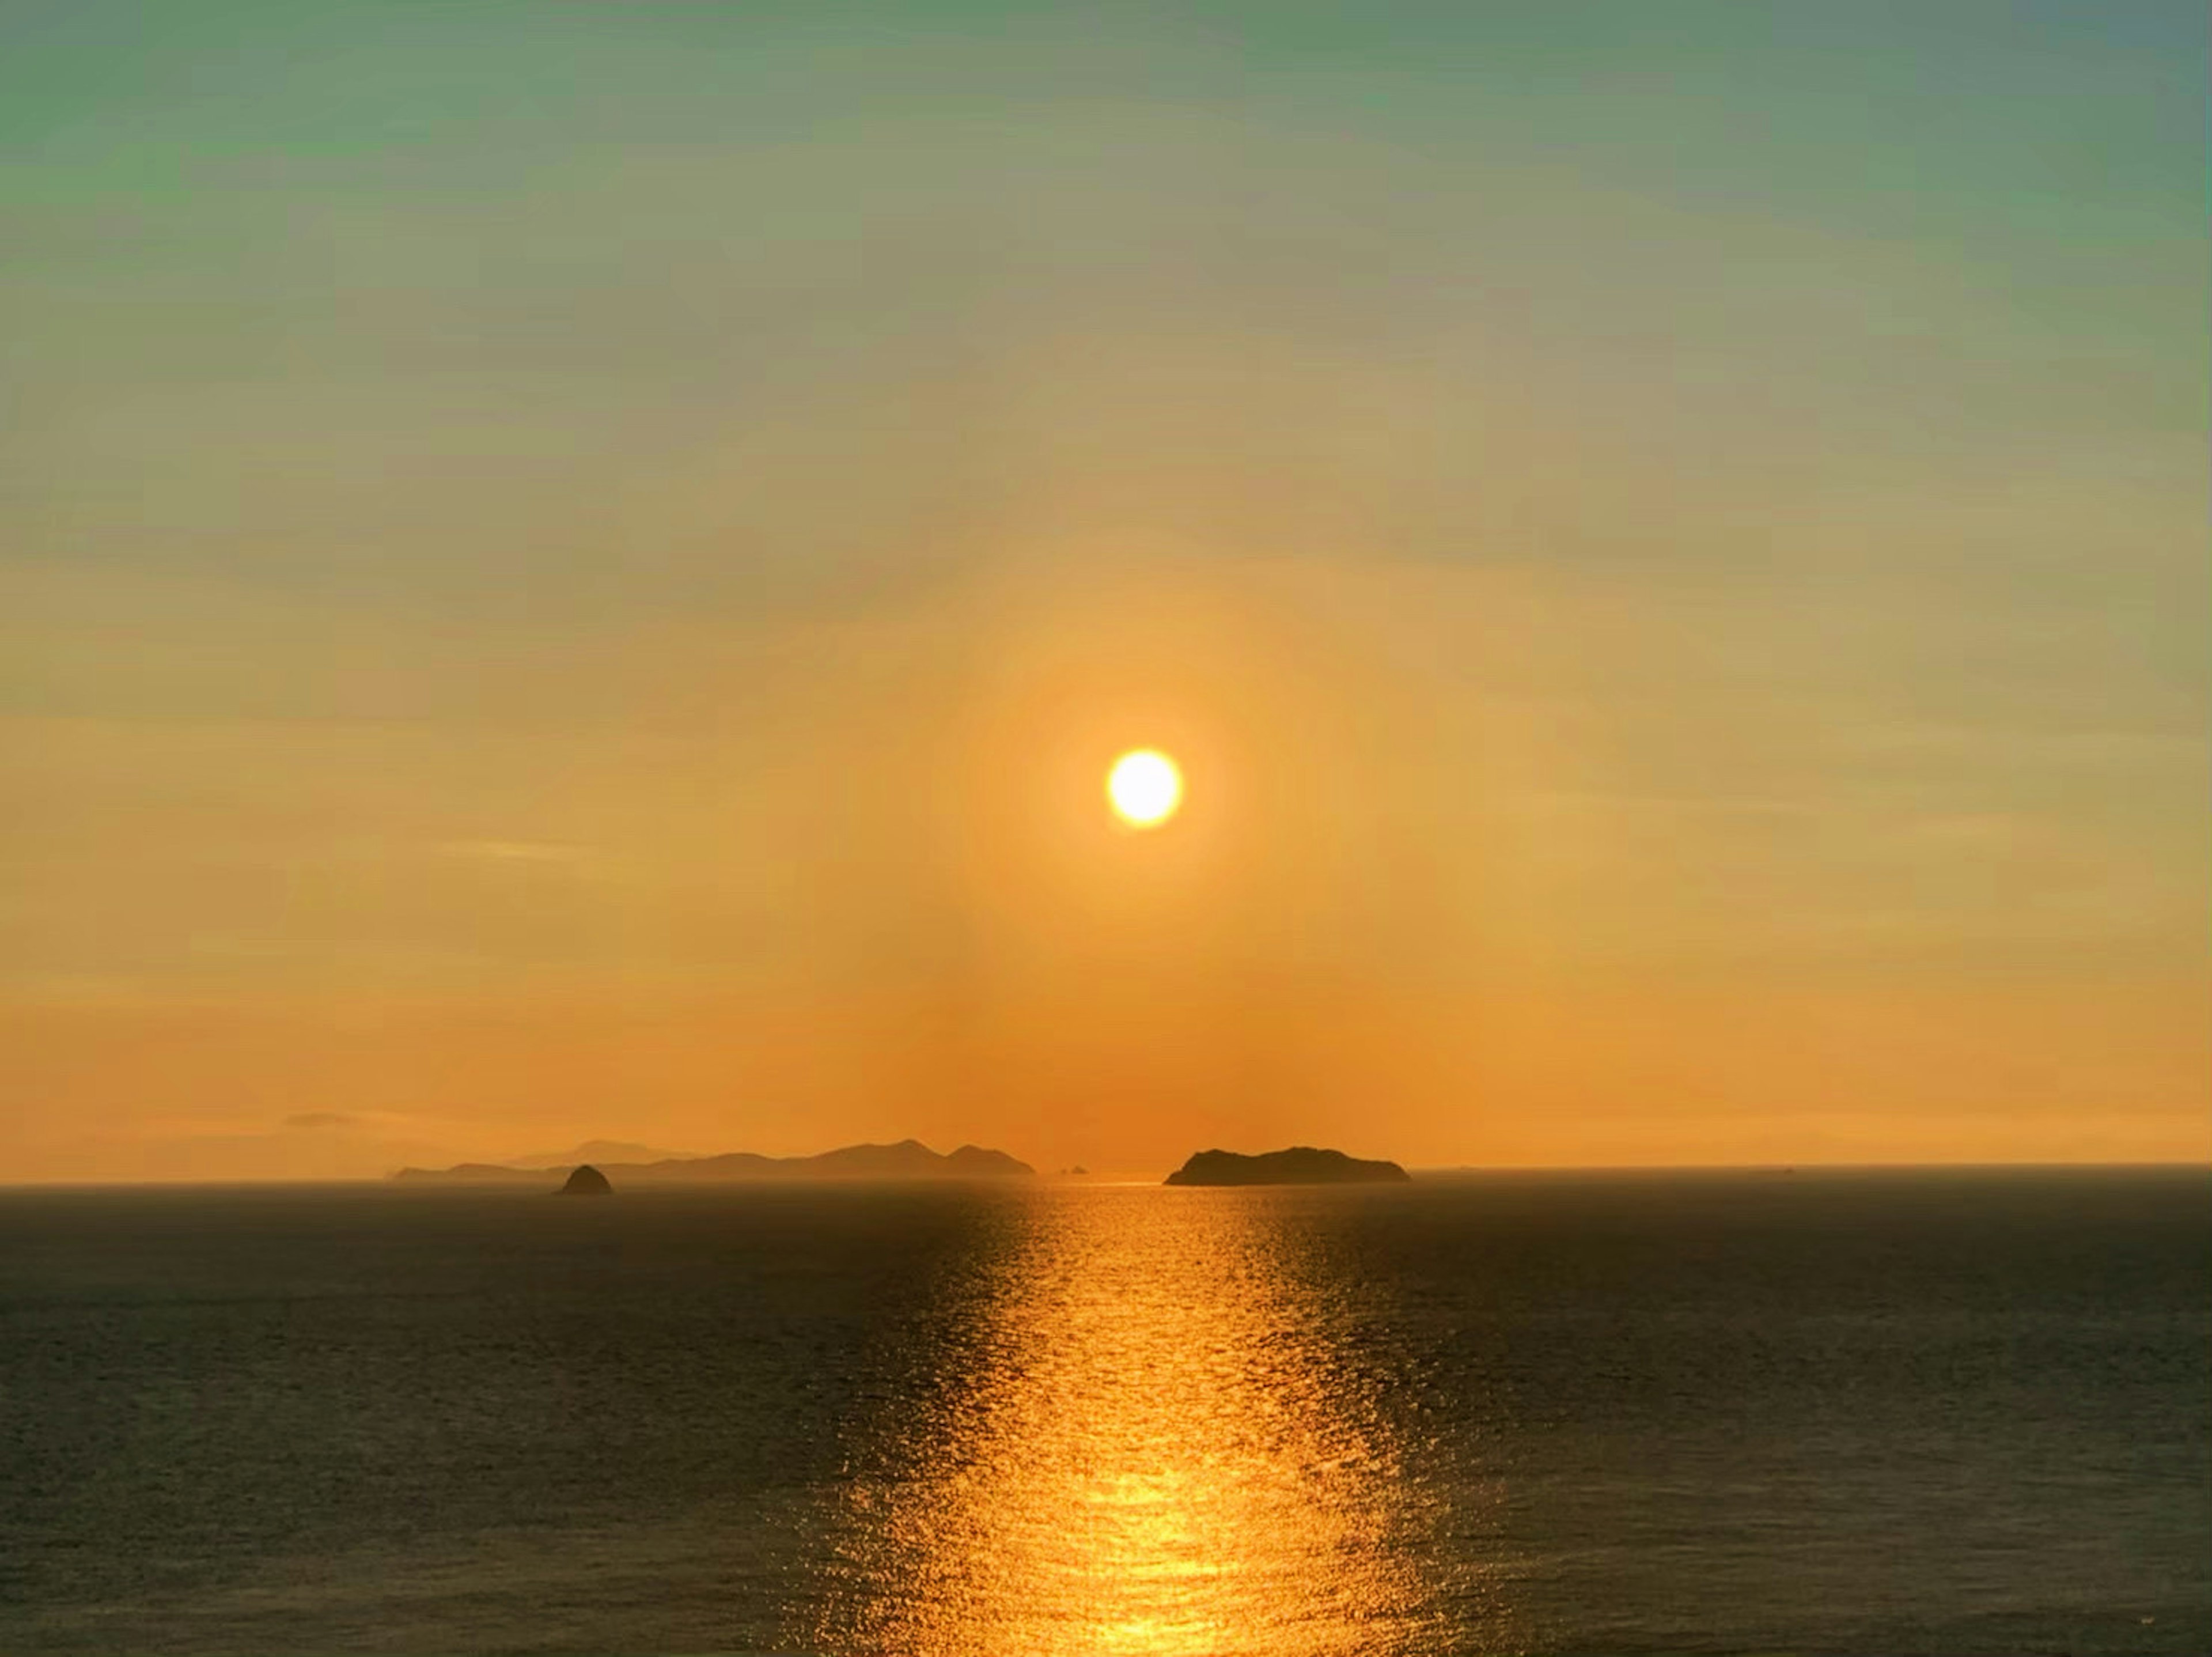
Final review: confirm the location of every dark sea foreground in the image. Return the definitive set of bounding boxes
[1,1171,2205,1656]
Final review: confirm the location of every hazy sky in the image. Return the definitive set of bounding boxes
[5,2,2206,1178]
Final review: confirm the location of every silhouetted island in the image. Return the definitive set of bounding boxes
[558,1164,612,1196]
[1164,1147,1411,1186]
[515,1139,693,1170]
[393,1138,1034,1186]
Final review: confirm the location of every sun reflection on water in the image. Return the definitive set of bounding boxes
[808,1188,1452,1657]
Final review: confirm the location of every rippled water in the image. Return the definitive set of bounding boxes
[2,1171,2206,1654]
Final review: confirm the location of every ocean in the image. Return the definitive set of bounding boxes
[1,1170,2205,1655]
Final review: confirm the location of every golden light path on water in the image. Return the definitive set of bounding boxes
[807,1188,1471,1657]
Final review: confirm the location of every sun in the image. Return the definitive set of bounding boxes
[1107,749,1183,829]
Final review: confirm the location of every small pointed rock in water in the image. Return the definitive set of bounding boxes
[559,1164,613,1196]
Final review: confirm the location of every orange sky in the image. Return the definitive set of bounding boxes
[9,552,2207,1178]
[4,8,2206,1179]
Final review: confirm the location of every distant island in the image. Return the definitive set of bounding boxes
[558,1164,613,1197]
[393,1138,1034,1186]
[513,1140,693,1170]
[1164,1147,1411,1186]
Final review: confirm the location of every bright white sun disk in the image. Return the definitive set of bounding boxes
[1107,750,1183,828]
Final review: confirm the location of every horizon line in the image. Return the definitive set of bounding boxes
[6,1157,2208,1191]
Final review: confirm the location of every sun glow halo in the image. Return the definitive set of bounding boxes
[1107,750,1183,828]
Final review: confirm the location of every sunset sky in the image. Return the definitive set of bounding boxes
[5,2,2206,1179]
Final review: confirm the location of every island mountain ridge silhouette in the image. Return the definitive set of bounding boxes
[1165,1147,1411,1186]
[394,1138,1034,1185]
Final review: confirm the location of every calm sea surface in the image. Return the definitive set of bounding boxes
[1,1171,2205,1655]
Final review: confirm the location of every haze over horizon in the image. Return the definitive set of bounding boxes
[5,3,2207,1182]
